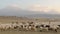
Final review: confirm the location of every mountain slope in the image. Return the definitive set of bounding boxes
[0,6,60,18]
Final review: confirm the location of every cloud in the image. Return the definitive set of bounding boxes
[7,4,21,9]
[27,4,50,12]
[9,4,20,7]
[5,4,21,10]
[27,4,60,14]
[48,6,60,13]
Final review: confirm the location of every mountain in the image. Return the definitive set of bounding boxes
[0,6,40,16]
[0,6,60,18]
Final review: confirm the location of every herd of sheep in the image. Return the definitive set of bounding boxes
[0,22,60,32]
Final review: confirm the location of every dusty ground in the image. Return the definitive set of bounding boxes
[0,30,60,34]
[0,16,60,23]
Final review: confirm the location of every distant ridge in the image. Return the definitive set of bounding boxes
[0,6,60,18]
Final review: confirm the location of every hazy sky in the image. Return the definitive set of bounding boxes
[0,0,60,13]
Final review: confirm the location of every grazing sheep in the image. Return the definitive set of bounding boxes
[48,25,58,32]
